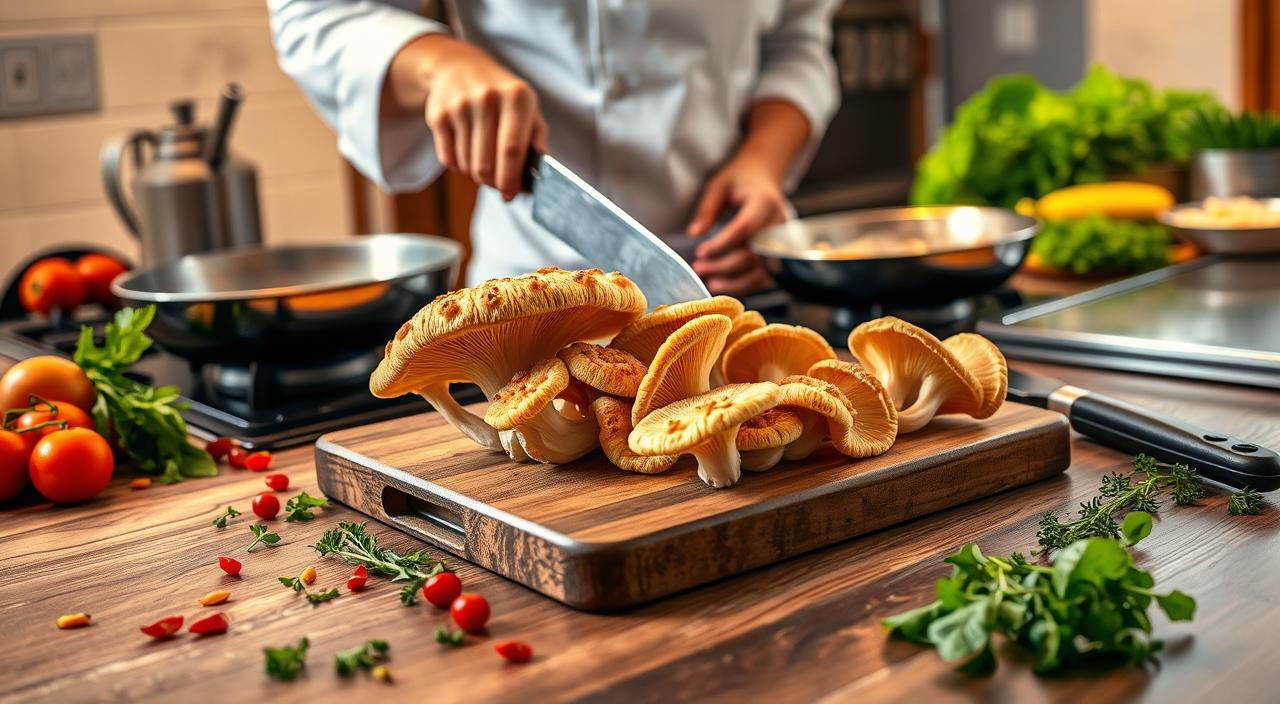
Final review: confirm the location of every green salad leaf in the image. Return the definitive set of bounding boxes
[1029,214,1174,274]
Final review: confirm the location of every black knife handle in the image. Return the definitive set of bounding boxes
[521,147,544,193]
[1067,392,1280,491]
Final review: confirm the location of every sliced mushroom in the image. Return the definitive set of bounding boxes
[557,342,647,398]
[721,323,836,383]
[846,317,982,434]
[629,382,780,489]
[484,357,598,464]
[942,333,1007,419]
[712,310,766,387]
[370,268,645,458]
[807,359,899,457]
[775,375,854,461]
[591,396,678,474]
[608,296,743,364]
[737,407,804,471]
[631,314,732,425]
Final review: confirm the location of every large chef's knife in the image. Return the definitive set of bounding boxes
[1007,367,1280,491]
[523,150,710,307]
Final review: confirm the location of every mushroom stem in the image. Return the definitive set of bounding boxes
[515,405,599,464]
[896,376,946,433]
[782,413,825,461]
[692,430,742,488]
[418,383,504,452]
[499,430,532,462]
[741,446,785,472]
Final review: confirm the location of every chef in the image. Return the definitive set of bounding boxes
[269,0,839,295]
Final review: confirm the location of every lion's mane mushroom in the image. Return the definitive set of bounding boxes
[775,375,855,461]
[721,324,836,383]
[807,359,899,457]
[370,268,645,456]
[942,333,1007,419]
[712,310,766,386]
[846,317,982,434]
[484,357,599,464]
[629,382,780,489]
[608,296,743,364]
[591,396,678,474]
[557,342,647,398]
[631,314,733,425]
[737,407,804,471]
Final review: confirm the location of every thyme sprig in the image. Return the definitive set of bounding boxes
[312,522,444,605]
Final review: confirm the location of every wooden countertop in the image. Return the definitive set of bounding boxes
[1,354,1277,703]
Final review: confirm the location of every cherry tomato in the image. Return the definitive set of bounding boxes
[206,437,233,462]
[264,473,289,491]
[0,356,96,413]
[494,640,533,663]
[251,492,280,519]
[140,615,184,639]
[14,400,95,452]
[74,253,128,306]
[188,612,228,635]
[227,446,248,469]
[347,565,369,591]
[450,593,490,633]
[423,571,462,609]
[0,429,31,503]
[246,451,272,472]
[19,258,84,315]
[218,555,242,576]
[28,428,113,504]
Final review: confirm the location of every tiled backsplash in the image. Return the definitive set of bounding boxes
[0,0,352,285]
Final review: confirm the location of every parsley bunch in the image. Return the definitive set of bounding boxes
[883,538,1196,674]
[312,522,445,605]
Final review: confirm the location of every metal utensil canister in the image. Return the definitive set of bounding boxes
[1191,148,1280,199]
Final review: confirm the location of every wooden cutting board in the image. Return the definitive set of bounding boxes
[315,402,1069,611]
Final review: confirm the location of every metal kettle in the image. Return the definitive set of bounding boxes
[101,84,261,266]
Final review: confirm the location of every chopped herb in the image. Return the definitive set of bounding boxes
[280,573,339,605]
[1228,487,1265,516]
[212,505,242,528]
[335,640,389,677]
[306,588,340,605]
[247,523,281,552]
[284,491,330,522]
[434,626,465,646]
[264,637,309,681]
[278,575,305,593]
[313,522,442,605]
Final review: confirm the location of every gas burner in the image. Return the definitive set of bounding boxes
[202,349,381,407]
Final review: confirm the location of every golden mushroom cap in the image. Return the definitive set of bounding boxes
[846,316,981,418]
[725,310,767,349]
[942,333,1007,419]
[721,324,836,383]
[631,314,732,424]
[483,357,570,430]
[807,359,899,457]
[591,396,678,474]
[778,375,855,434]
[629,382,780,457]
[736,407,804,451]
[371,268,646,399]
[608,296,743,364]
[557,342,647,398]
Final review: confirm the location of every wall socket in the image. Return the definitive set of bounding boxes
[0,35,99,119]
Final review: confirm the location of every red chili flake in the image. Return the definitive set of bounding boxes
[228,447,248,469]
[140,615,184,639]
[494,640,533,663]
[206,437,233,461]
[188,612,228,635]
[263,473,289,491]
[246,451,273,472]
[346,565,369,591]
[218,555,242,577]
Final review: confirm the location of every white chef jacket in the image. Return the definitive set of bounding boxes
[269,0,840,284]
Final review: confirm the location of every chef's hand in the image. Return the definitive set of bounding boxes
[687,155,787,295]
[388,34,547,200]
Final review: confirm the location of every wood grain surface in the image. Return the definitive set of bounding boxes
[315,403,1069,609]
[0,356,1277,703]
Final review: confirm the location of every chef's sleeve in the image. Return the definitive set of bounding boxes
[753,0,842,190]
[268,0,447,192]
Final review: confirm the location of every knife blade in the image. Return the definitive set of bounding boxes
[1007,367,1280,491]
[523,150,710,308]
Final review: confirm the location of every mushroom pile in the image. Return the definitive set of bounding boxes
[371,268,1008,489]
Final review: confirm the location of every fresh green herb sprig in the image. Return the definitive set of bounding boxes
[335,640,389,677]
[1186,107,1280,150]
[435,626,465,646]
[1036,454,1204,554]
[74,306,216,483]
[883,537,1196,675]
[212,506,242,529]
[284,492,329,522]
[306,588,340,604]
[248,523,281,552]
[1228,488,1265,516]
[313,522,443,605]
[278,573,340,605]
[264,638,309,681]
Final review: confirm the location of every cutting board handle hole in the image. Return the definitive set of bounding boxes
[381,485,466,553]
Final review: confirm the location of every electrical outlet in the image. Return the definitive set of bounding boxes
[0,35,98,119]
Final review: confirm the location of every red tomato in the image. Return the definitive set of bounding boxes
[246,451,272,472]
[14,401,95,452]
[450,593,490,633]
[188,612,228,635]
[227,446,248,469]
[423,571,462,609]
[251,492,280,519]
[140,615,184,639]
[19,258,84,315]
[74,253,128,306]
[347,565,368,591]
[0,356,96,413]
[0,429,31,503]
[263,473,289,491]
[206,437,233,461]
[28,428,114,504]
[217,555,242,576]
[494,640,533,663]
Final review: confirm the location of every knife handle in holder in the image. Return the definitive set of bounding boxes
[1067,392,1280,491]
